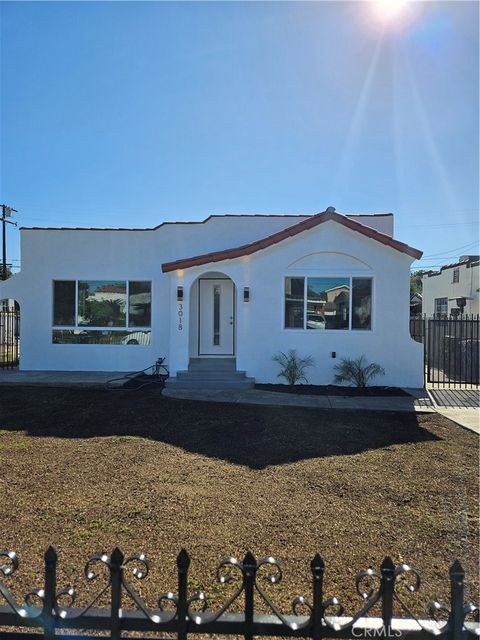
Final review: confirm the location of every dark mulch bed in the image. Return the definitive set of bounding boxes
[255,383,411,396]
[0,386,478,615]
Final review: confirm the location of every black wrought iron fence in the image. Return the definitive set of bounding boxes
[410,315,479,387]
[0,547,478,640]
[0,309,20,369]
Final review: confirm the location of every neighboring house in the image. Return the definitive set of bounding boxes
[410,293,422,316]
[422,256,480,317]
[0,208,424,387]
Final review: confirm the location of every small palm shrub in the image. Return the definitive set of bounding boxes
[333,355,385,387]
[272,350,314,385]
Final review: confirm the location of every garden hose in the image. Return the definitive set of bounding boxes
[105,357,169,391]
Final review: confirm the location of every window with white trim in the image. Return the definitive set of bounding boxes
[284,277,372,330]
[434,297,448,318]
[52,280,152,345]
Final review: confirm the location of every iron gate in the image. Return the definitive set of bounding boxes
[0,309,20,369]
[410,315,479,388]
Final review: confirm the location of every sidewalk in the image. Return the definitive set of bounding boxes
[432,408,479,434]
[425,388,479,434]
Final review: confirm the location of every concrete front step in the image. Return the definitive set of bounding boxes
[165,357,254,390]
[176,370,247,380]
[165,377,255,390]
[188,357,236,371]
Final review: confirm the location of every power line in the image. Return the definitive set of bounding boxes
[415,251,479,262]
[396,221,478,229]
[421,241,479,258]
[410,262,479,271]
[416,254,479,262]
[415,257,478,263]
[14,207,480,224]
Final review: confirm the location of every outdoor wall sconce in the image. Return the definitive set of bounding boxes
[243,287,250,302]
[177,286,184,302]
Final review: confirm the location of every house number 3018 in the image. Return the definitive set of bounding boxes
[178,303,184,331]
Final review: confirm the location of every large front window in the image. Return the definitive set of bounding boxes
[307,277,350,330]
[285,276,372,331]
[78,281,127,327]
[52,280,152,344]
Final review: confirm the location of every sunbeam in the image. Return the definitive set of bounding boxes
[403,48,459,214]
[329,31,386,202]
[392,38,411,214]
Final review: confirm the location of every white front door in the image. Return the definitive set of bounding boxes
[199,279,235,356]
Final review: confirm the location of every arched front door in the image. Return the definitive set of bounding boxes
[198,276,235,356]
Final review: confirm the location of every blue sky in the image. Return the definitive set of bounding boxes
[1,1,478,272]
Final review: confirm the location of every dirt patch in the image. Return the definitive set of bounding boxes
[0,386,478,616]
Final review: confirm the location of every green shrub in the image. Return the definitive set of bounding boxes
[333,355,385,387]
[272,350,314,385]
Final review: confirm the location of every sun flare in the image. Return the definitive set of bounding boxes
[373,0,410,22]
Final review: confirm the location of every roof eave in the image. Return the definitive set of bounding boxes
[161,210,422,273]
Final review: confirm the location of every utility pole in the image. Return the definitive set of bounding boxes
[1,205,18,281]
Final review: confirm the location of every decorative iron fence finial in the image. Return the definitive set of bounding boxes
[0,547,478,640]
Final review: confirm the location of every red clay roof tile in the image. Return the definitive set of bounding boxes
[161,210,422,272]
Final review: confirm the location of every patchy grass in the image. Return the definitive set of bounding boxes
[0,386,478,615]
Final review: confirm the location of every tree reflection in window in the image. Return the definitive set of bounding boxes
[77,281,126,327]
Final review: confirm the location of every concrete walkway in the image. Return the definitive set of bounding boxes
[0,369,127,387]
[163,387,435,412]
[163,387,480,433]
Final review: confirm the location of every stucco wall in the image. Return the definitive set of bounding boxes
[0,215,423,386]
[0,216,310,372]
[169,220,423,388]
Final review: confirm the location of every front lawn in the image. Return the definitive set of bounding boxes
[0,386,478,614]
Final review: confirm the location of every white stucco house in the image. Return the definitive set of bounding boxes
[422,256,479,317]
[0,208,424,387]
